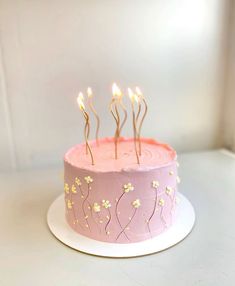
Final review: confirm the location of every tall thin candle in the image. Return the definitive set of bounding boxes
[110,83,127,159]
[135,87,148,156]
[128,88,140,164]
[87,87,100,146]
[77,92,94,165]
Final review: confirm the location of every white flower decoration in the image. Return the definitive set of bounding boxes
[132,199,141,208]
[152,180,159,189]
[158,198,165,207]
[123,183,134,193]
[64,183,69,194]
[84,176,93,184]
[71,184,77,194]
[176,176,181,184]
[67,199,74,209]
[75,177,82,186]
[102,200,111,209]
[165,186,173,195]
[93,202,101,212]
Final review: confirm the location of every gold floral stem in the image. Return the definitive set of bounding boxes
[79,185,84,197]
[137,99,147,156]
[115,192,129,240]
[147,189,158,238]
[82,183,92,231]
[160,206,167,228]
[105,208,112,235]
[88,97,100,146]
[116,208,137,242]
[69,191,77,227]
[91,210,101,234]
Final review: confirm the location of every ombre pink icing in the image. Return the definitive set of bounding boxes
[64,137,179,243]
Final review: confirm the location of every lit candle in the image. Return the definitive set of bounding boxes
[110,83,127,159]
[77,92,94,165]
[135,87,148,156]
[87,87,100,146]
[114,84,127,135]
[128,88,140,164]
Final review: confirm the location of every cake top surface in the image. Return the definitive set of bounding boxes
[64,137,177,172]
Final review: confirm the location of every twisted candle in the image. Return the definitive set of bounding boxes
[110,83,127,159]
[128,88,140,164]
[77,93,94,165]
[135,87,148,156]
[87,87,100,146]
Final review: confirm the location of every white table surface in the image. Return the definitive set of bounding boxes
[1,149,235,286]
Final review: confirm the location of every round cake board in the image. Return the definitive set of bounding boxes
[47,193,195,258]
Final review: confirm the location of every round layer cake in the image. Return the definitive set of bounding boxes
[64,137,180,243]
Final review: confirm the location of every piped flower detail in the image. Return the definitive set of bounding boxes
[158,198,165,206]
[132,199,141,208]
[64,183,69,194]
[84,176,93,184]
[75,177,82,186]
[67,199,74,209]
[93,202,101,213]
[123,183,134,193]
[71,184,77,194]
[116,198,140,241]
[165,186,173,195]
[102,200,111,209]
[152,180,159,189]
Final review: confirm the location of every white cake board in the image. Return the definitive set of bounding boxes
[47,193,195,258]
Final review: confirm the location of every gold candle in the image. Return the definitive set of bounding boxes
[77,92,94,165]
[115,85,127,135]
[128,88,140,164]
[87,87,100,146]
[110,84,120,159]
[110,83,127,159]
[135,87,148,156]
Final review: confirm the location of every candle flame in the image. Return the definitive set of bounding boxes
[135,86,142,96]
[77,92,85,110]
[87,87,93,98]
[112,83,122,99]
[128,88,139,103]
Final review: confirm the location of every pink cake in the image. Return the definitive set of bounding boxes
[64,137,180,243]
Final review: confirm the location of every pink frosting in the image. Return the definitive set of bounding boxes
[64,137,177,172]
[64,137,179,243]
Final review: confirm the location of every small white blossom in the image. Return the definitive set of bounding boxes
[93,202,101,212]
[176,176,181,184]
[71,184,77,194]
[132,199,141,208]
[123,183,134,193]
[158,198,165,207]
[64,183,69,194]
[67,199,74,209]
[152,180,159,189]
[75,177,82,186]
[165,186,173,195]
[102,200,111,209]
[84,176,93,184]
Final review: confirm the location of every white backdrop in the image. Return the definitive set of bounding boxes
[0,0,231,171]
